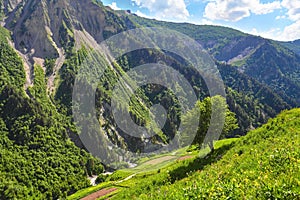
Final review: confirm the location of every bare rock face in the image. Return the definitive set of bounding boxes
[1,0,116,59]
[0,0,126,95]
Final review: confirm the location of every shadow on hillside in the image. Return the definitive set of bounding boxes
[168,143,234,183]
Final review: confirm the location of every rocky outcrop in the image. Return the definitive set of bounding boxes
[1,0,122,93]
[1,0,124,60]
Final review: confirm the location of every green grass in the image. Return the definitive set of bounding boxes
[214,138,239,149]
[106,171,133,181]
[119,141,233,174]
[111,109,300,199]
[68,114,300,199]
[68,138,238,199]
[111,139,236,199]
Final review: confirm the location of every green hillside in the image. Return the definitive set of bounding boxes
[0,26,103,199]
[281,40,300,55]
[127,15,300,103]
[109,108,300,199]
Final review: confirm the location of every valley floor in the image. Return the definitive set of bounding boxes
[67,139,236,200]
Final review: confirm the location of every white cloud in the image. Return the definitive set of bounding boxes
[201,18,216,25]
[275,15,286,20]
[135,10,150,18]
[249,27,281,40]
[248,22,300,41]
[132,0,190,20]
[280,20,300,41]
[279,1,300,41]
[107,2,121,10]
[252,1,281,15]
[204,0,281,22]
[281,0,300,21]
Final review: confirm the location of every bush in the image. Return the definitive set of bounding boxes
[95,174,107,184]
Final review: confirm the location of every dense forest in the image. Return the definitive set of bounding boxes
[0,27,103,199]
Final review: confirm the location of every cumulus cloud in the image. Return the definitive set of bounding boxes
[275,15,286,20]
[135,10,150,18]
[279,0,300,41]
[107,2,121,10]
[249,23,300,41]
[281,0,300,21]
[204,0,281,22]
[280,20,300,41]
[201,18,216,25]
[132,0,190,20]
[249,27,281,39]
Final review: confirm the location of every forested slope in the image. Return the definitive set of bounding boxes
[0,26,103,199]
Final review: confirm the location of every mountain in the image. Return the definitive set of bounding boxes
[0,0,299,198]
[281,39,300,55]
[126,15,300,105]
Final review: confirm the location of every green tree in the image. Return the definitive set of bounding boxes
[181,95,238,151]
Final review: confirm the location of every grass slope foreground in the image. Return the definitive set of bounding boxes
[114,108,300,199]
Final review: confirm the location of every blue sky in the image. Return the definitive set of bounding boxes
[101,0,300,41]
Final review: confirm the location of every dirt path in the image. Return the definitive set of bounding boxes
[116,173,136,184]
[80,188,117,200]
[79,155,180,199]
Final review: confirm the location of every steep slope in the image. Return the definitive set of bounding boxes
[281,39,300,55]
[1,0,153,154]
[127,15,300,105]
[112,108,300,199]
[116,48,294,136]
[241,41,300,104]
[1,0,128,94]
[0,26,103,199]
[0,0,298,155]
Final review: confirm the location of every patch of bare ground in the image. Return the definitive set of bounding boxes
[47,47,65,93]
[80,188,117,200]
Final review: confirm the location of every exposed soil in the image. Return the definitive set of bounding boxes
[80,188,117,200]
[47,47,65,93]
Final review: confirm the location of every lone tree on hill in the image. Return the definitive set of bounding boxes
[181,95,238,151]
